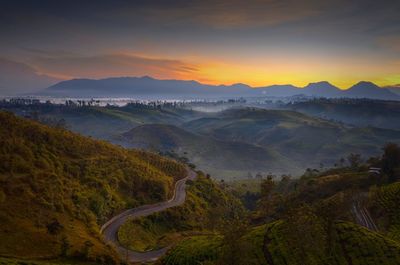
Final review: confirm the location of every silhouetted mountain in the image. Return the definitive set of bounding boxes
[257,81,341,98]
[43,76,400,100]
[256,84,302,97]
[344,81,399,100]
[385,84,400,96]
[0,58,60,95]
[302,81,341,97]
[45,76,256,99]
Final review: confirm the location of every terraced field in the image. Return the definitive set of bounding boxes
[371,182,400,241]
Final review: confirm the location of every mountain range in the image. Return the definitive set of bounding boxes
[43,76,400,100]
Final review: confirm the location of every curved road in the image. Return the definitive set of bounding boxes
[100,169,196,263]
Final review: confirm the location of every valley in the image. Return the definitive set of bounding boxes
[1,97,400,265]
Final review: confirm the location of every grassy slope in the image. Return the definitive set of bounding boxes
[0,111,186,263]
[1,104,198,143]
[370,182,400,241]
[287,99,400,130]
[263,220,400,265]
[162,220,400,265]
[162,166,400,265]
[183,108,400,168]
[123,124,297,179]
[118,174,244,252]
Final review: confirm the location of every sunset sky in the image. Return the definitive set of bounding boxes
[1,0,400,93]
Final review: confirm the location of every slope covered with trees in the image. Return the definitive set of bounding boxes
[0,111,186,263]
[161,144,400,265]
[118,173,244,252]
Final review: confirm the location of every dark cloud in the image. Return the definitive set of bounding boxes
[0,0,399,89]
[30,53,199,80]
[0,58,60,95]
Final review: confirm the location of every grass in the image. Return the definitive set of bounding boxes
[263,220,400,265]
[160,225,268,265]
[118,174,244,253]
[118,217,182,252]
[161,235,222,265]
[0,111,186,263]
[0,257,95,265]
[370,182,400,241]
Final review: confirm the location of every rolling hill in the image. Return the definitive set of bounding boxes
[0,102,199,143]
[122,124,298,178]
[183,108,400,168]
[0,111,187,263]
[285,98,400,130]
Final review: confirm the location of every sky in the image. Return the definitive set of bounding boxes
[1,0,400,94]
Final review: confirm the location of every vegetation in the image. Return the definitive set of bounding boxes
[3,101,400,179]
[162,144,400,265]
[2,100,400,265]
[118,173,244,252]
[285,98,400,130]
[0,111,186,263]
[263,220,400,265]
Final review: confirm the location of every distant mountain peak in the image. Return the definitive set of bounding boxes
[304,81,338,89]
[351,81,380,88]
[302,81,340,97]
[345,80,400,100]
[42,75,400,101]
[140,75,154,80]
[306,81,333,86]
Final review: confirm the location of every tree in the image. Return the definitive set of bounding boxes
[282,204,329,265]
[60,236,70,257]
[339,157,346,167]
[46,219,63,235]
[347,153,362,168]
[217,218,250,265]
[83,240,94,259]
[258,176,278,217]
[382,143,400,183]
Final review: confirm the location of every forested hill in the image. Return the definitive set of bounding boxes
[0,111,186,263]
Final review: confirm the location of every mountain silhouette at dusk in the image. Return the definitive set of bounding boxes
[44,76,400,100]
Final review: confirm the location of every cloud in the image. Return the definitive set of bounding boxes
[0,58,60,95]
[378,36,400,53]
[30,53,199,80]
[111,0,324,29]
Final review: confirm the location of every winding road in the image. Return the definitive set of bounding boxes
[100,169,197,263]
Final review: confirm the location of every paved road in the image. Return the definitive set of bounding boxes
[100,169,196,263]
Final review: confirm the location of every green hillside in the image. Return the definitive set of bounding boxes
[183,107,400,168]
[161,146,400,265]
[286,98,400,130]
[0,103,199,143]
[0,111,186,263]
[118,174,244,252]
[123,124,298,178]
[370,182,400,241]
[162,220,400,265]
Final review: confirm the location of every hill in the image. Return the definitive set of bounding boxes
[162,220,400,265]
[183,107,400,169]
[122,124,297,178]
[0,102,199,143]
[118,173,244,253]
[344,81,398,100]
[302,81,341,97]
[0,111,187,263]
[161,152,400,265]
[285,98,400,130]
